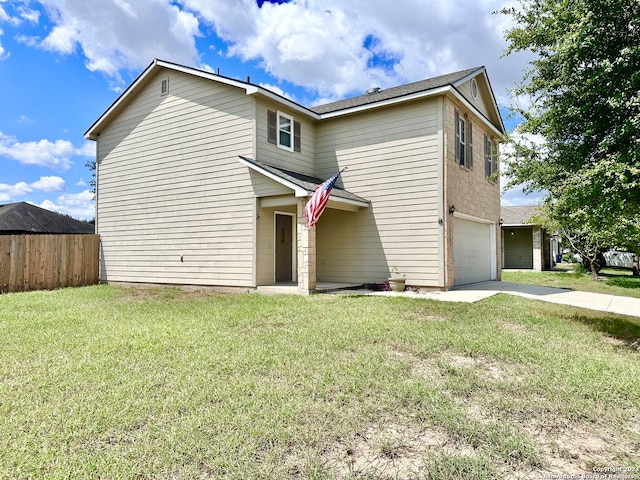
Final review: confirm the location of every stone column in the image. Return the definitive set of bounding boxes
[532,227,543,271]
[297,198,316,294]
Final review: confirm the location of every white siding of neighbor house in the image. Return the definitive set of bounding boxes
[314,98,443,286]
[255,100,316,176]
[96,69,257,286]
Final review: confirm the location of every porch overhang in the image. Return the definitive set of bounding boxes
[239,156,370,210]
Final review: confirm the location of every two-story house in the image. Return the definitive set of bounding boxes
[85,59,504,293]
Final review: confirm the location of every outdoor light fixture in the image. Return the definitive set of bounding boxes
[448,205,456,215]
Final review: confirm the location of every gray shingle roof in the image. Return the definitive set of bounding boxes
[310,67,483,115]
[239,157,369,205]
[501,205,541,225]
[0,202,95,234]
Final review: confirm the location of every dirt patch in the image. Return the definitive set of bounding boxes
[521,420,633,476]
[322,423,469,479]
[443,353,520,382]
[387,349,639,477]
[601,335,630,347]
[114,285,225,303]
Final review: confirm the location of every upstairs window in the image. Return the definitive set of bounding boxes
[484,135,498,179]
[454,109,473,168]
[268,110,301,152]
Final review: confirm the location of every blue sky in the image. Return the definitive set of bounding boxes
[0,0,536,220]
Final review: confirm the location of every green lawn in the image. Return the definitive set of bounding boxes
[1,285,639,479]
[502,266,640,298]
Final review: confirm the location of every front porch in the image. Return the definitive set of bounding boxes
[256,281,363,294]
[241,156,370,294]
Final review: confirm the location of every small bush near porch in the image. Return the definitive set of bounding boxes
[1,286,638,479]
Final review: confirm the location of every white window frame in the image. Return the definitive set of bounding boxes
[457,115,466,166]
[277,111,294,152]
[484,135,498,179]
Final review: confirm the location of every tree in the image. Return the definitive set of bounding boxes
[499,0,640,276]
[85,158,96,195]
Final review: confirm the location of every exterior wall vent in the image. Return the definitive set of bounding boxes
[161,77,169,96]
[470,78,478,99]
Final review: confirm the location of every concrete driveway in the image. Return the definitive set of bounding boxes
[355,281,640,318]
[454,281,640,318]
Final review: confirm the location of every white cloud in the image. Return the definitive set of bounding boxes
[184,0,535,104]
[0,131,93,170]
[18,6,40,24]
[31,175,66,192]
[35,0,201,85]
[0,176,67,202]
[0,28,9,60]
[0,181,31,202]
[500,128,548,206]
[20,0,534,103]
[40,190,95,221]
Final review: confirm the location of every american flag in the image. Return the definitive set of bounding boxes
[305,170,344,227]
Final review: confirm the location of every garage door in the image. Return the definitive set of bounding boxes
[453,217,493,286]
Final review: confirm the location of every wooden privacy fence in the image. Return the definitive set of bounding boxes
[0,234,100,294]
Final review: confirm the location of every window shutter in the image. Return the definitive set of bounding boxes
[467,119,473,169]
[294,121,301,152]
[267,110,277,145]
[454,110,460,164]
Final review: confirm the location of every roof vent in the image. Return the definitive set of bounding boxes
[365,87,381,95]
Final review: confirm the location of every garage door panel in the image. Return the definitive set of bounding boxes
[453,217,493,286]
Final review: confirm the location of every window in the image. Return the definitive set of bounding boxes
[267,110,301,152]
[454,109,473,168]
[484,135,498,179]
[278,111,293,150]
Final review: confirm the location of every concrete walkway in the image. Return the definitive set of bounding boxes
[340,281,640,318]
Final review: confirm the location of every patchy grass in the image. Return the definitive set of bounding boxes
[502,268,640,298]
[1,285,639,479]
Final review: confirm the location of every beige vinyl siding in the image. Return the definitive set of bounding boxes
[255,100,316,175]
[246,170,293,197]
[457,77,494,126]
[315,99,442,286]
[96,69,256,287]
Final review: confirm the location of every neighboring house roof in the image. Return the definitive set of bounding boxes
[0,202,95,234]
[85,59,505,140]
[501,205,541,226]
[239,156,369,208]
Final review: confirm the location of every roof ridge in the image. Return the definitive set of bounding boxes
[310,66,484,115]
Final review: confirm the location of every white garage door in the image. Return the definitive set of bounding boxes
[453,217,494,286]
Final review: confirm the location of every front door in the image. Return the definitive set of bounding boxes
[275,214,294,282]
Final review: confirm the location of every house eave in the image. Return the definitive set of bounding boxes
[239,156,308,197]
[239,156,370,209]
[84,59,319,141]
